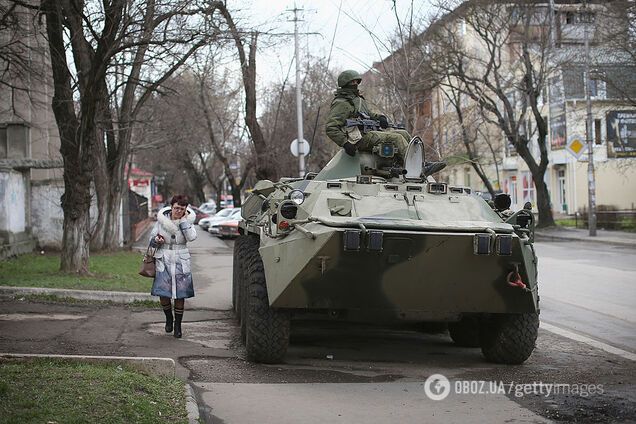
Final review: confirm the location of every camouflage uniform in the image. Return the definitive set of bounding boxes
[325,70,411,158]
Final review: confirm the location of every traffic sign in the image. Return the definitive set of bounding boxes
[566,134,587,159]
[290,138,310,157]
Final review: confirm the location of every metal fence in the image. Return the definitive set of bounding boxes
[573,209,636,231]
[122,190,150,245]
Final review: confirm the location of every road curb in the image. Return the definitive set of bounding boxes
[534,233,636,248]
[185,383,201,424]
[0,353,176,377]
[0,286,154,303]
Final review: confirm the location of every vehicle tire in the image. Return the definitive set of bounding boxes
[242,235,290,363]
[480,312,539,364]
[448,316,481,347]
[232,236,247,317]
[239,237,259,342]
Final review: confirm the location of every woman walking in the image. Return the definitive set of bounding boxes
[149,194,197,338]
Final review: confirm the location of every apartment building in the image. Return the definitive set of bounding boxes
[0,2,64,256]
[368,0,636,217]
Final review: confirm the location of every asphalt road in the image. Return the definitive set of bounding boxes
[535,241,636,354]
[184,233,636,424]
[1,231,634,423]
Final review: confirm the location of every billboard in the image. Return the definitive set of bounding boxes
[550,113,567,149]
[606,110,636,158]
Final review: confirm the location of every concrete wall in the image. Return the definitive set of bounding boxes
[30,180,64,249]
[0,170,26,234]
[0,169,35,258]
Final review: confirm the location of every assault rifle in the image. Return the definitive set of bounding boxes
[345,117,406,134]
[345,118,381,133]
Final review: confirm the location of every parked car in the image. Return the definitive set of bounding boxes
[209,208,242,235]
[190,206,209,224]
[198,201,217,215]
[217,218,242,239]
[199,207,238,231]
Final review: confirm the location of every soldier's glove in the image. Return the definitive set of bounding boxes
[378,115,389,129]
[343,142,357,156]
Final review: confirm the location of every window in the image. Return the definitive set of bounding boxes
[590,78,606,99]
[565,11,595,25]
[557,168,567,213]
[464,168,471,188]
[579,11,595,24]
[0,127,6,158]
[522,172,535,204]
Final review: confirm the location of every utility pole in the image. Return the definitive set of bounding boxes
[548,0,555,48]
[583,0,597,236]
[290,5,305,177]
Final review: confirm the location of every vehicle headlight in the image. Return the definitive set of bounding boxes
[289,189,305,205]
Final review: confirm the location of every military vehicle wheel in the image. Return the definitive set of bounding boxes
[448,316,480,347]
[242,235,290,363]
[480,312,539,364]
[232,236,247,318]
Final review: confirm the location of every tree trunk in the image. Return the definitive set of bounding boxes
[60,199,91,273]
[534,177,555,227]
[230,184,242,207]
[44,0,92,273]
[515,138,555,228]
[102,188,122,249]
[217,5,275,181]
[91,127,109,250]
[454,100,496,197]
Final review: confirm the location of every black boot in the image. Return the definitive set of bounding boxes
[162,304,173,333]
[174,308,183,338]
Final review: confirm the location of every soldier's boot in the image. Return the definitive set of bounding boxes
[174,307,184,338]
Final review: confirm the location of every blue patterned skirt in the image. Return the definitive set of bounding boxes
[150,248,195,299]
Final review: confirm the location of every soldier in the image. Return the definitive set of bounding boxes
[325,70,411,158]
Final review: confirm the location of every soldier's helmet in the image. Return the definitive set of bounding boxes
[337,70,362,88]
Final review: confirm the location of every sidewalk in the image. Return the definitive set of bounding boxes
[534,226,636,248]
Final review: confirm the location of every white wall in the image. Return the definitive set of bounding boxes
[30,181,64,248]
[0,170,26,234]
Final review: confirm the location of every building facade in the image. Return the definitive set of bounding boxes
[404,1,636,218]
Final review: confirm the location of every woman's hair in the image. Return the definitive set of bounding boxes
[170,194,189,207]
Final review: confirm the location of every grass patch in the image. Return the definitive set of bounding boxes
[13,294,160,308]
[555,219,577,228]
[0,251,150,292]
[0,358,187,423]
[555,218,636,232]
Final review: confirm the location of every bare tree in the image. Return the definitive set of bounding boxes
[441,85,499,197]
[41,0,223,271]
[91,1,224,250]
[259,55,337,176]
[0,0,46,101]
[195,62,253,207]
[347,3,431,134]
[428,0,556,226]
[592,0,636,107]
[216,5,276,181]
[133,64,253,208]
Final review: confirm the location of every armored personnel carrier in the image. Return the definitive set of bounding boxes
[233,137,539,365]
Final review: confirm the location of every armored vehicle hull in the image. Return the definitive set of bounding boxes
[235,147,539,365]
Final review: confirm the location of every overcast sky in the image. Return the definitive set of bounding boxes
[238,0,435,86]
